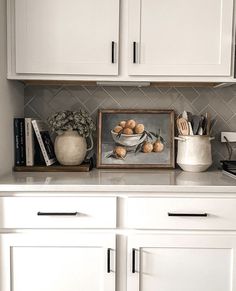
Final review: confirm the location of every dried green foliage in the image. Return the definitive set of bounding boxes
[47,110,96,137]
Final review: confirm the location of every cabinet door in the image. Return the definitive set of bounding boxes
[0,232,115,291]
[127,233,236,291]
[128,0,234,76]
[14,0,119,75]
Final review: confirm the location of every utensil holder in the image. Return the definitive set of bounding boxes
[175,135,215,172]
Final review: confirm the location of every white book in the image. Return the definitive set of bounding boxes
[31,120,56,166]
[25,118,34,166]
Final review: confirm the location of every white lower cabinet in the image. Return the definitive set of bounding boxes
[1,195,236,291]
[0,232,116,291]
[127,233,236,291]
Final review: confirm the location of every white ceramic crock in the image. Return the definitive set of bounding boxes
[54,130,93,166]
[175,135,215,172]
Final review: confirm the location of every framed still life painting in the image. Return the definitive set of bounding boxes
[97,109,175,169]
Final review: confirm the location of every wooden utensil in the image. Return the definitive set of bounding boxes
[177,117,189,135]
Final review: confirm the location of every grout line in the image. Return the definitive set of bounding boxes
[25,104,42,120]
[89,97,109,115]
[227,112,236,123]
[24,95,35,107]
[82,85,98,95]
[120,86,130,96]
[68,88,89,105]
[102,87,123,107]
[138,87,154,101]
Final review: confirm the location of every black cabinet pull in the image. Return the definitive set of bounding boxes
[112,41,115,64]
[168,212,208,217]
[107,248,111,273]
[37,212,78,216]
[132,248,136,273]
[133,42,137,63]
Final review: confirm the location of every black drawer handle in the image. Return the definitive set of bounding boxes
[168,213,208,217]
[37,212,78,216]
[111,41,115,64]
[132,248,136,273]
[107,248,111,273]
[133,42,137,63]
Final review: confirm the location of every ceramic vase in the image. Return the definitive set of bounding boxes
[54,130,93,166]
[175,135,214,172]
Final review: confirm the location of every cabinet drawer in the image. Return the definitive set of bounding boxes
[127,197,236,230]
[0,197,116,228]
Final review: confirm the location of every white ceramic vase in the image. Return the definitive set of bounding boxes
[175,135,215,172]
[54,130,93,166]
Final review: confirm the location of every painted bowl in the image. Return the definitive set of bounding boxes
[111,130,146,147]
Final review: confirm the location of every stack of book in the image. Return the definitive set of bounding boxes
[14,118,56,167]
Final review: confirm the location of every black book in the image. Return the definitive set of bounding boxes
[34,131,45,165]
[14,118,26,166]
[32,120,56,166]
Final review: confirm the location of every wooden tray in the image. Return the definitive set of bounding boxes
[14,162,92,172]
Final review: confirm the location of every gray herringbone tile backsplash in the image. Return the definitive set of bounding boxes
[24,85,236,167]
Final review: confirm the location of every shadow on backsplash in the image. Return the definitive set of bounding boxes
[24,85,236,168]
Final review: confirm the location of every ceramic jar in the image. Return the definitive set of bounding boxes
[175,135,214,172]
[54,130,93,166]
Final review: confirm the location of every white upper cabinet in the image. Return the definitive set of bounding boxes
[13,0,119,75]
[128,0,234,76]
[8,0,236,80]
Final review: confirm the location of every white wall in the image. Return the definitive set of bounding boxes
[0,0,24,175]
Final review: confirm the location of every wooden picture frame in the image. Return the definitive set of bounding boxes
[97,109,175,169]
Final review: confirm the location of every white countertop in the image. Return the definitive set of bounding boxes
[0,169,235,193]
